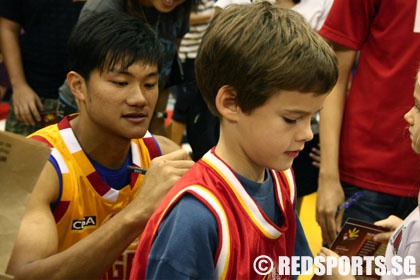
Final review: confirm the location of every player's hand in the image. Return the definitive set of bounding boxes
[134,149,194,217]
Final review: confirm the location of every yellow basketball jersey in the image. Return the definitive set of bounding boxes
[30,116,159,279]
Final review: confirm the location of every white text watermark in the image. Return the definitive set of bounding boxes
[253,255,417,277]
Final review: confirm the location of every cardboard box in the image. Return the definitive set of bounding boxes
[0,131,50,278]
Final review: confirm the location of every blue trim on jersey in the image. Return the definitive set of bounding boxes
[49,155,63,211]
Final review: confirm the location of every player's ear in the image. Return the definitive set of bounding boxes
[67,71,87,101]
[215,85,240,122]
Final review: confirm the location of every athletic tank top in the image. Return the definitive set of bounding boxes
[132,148,296,279]
[29,115,161,279]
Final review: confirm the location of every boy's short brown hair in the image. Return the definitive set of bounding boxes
[195,1,338,117]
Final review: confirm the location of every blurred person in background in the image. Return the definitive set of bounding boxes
[316,0,420,247]
[0,0,87,135]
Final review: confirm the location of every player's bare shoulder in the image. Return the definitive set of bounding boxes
[153,135,186,155]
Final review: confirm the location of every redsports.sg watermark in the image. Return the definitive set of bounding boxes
[253,255,417,277]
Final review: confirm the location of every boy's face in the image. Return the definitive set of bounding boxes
[402,79,420,207]
[236,90,327,172]
[139,0,186,13]
[81,62,159,139]
[404,79,420,154]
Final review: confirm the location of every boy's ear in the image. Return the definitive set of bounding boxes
[215,85,240,121]
[67,71,87,101]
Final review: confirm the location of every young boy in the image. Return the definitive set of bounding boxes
[6,11,194,279]
[130,2,338,279]
[318,67,420,279]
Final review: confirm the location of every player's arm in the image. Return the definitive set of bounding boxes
[316,43,357,246]
[7,147,193,279]
[154,134,187,155]
[7,160,135,279]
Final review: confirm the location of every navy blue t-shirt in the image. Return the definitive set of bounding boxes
[146,169,312,279]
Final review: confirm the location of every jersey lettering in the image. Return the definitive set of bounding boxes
[71,216,97,230]
[104,250,136,280]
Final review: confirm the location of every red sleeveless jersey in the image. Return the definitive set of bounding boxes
[131,149,296,280]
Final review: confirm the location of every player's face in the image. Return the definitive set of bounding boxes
[237,90,327,172]
[83,62,159,140]
[404,78,420,154]
[139,0,186,13]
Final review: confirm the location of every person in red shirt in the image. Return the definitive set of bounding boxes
[316,0,420,247]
